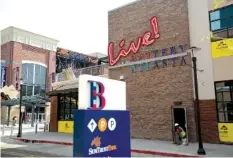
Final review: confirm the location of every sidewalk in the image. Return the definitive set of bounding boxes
[1,123,44,129]
[1,124,45,137]
[13,132,233,157]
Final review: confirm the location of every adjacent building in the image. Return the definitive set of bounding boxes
[1,26,58,123]
[48,48,108,133]
[108,0,233,144]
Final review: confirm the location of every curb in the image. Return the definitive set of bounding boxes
[15,138,199,157]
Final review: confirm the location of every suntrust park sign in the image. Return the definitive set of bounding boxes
[108,16,188,70]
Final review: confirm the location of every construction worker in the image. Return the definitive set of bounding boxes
[175,123,187,145]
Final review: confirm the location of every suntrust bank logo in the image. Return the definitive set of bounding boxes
[89,136,117,155]
[88,80,106,110]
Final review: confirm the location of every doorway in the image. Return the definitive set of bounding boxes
[171,107,188,143]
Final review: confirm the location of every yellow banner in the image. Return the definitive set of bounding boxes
[212,38,233,58]
[58,121,74,133]
[218,123,233,143]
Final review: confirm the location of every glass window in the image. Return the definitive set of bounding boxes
[228,17,233,28]
[224,5,233,17]
[34,86,41,95]
[1,66,7,87]
[22,64,28,83]
[40,66,46,88]
[34,64,41,85]
[27,64,34,84]
[22,85,27,96]
[210,10,220,21]
[22,63,47,96]
[57,92,78,121]
[211,20,221,31]
[26,85,33,96]
[215,80,233,122]
[209,4,233,37]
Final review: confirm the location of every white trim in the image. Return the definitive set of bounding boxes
[0,60,6,63]
[1,26,59,51]
[22,60,47,68]
[109,52,188,69]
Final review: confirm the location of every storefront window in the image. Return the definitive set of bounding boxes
[1,65,7,88]
[209,5,233,39]
[215,80,233,122]
[22,63,47,96]
[58,92,78,121]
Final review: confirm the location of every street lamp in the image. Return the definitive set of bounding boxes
[188,46,206,155]
[17,79,23,138]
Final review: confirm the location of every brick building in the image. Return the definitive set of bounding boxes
[1,26,59,123]
[108,0,233,144]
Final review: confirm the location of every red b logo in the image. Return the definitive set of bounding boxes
[88,80,106,110]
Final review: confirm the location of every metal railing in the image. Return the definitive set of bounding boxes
[54,64,108,82]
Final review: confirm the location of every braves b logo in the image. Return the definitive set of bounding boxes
[88,80,106,110]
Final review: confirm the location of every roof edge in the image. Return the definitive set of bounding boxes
[108,0,141,13]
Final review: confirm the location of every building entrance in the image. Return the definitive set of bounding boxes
[171,107,189,144]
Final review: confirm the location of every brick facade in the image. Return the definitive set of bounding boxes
[108,0,197,142]
[1,41,56,91]
[1,41,56,125]
[108,0,221,143]
[50,96,58,132]
[199,100,219,143]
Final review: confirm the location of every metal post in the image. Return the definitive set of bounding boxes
[10,122,14,137]
[7,106,11,126]
[35,123,38,134]
[31,105,35,127]
[2,124,5,136]
[192,56,206,155]
[17,82,23,137]
[37,107,40,123]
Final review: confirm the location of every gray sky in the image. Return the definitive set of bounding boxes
[0,0,137,55]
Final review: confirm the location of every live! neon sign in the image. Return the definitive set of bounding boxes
[108,16,160,66]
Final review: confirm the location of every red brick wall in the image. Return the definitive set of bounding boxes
[109,0,197,141]
[50,96,58,132]
[1,42,14,86]
[199,100,219,143]
[1,41,56,91]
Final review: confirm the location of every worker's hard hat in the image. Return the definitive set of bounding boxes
[175,123,179,126]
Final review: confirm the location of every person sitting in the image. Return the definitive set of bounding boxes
[175,123,187,145]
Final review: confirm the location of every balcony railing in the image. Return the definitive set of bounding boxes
[53,64,108,82]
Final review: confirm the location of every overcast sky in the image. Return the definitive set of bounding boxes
[0,0,137,55]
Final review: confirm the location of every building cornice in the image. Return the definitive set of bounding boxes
[1,26,59,52]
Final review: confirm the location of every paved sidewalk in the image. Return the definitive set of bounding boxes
[1,137,158,157]
[1,124,45,137]
[13,132,233,157]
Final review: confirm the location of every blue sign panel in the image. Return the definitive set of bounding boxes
[73,110,131,157]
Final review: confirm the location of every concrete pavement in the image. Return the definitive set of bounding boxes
[1,137,160,157]
[12,132,233,157]
[1,123,44,137]
[1,142,63,157]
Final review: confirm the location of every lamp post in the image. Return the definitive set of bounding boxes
[189,46,206,155]
[17,79,23,138]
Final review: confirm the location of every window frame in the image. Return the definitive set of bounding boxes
[57,92,78,121]
[209,4,233,38]
[214,80,233,123]
[22,62,47,96]
[1,64,7,88]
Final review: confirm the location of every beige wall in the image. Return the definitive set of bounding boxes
[213,56,233,81]
[188,0,216,100]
